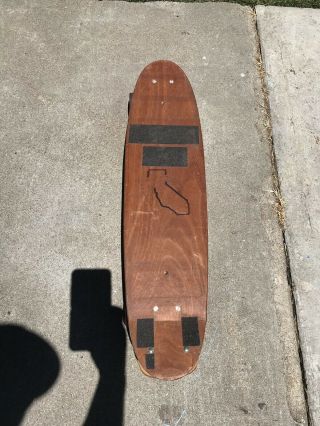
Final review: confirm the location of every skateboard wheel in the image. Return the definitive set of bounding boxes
[128,92,133,114]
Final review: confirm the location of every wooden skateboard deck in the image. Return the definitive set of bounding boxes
[123,60,208,380]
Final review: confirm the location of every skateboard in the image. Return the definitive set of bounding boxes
[123,60,208,380]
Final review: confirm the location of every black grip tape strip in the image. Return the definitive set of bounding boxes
[181,317,200,347]
[145,353,155,370]
[137,318,154,348]
[143,147,187,167]
[129,125,199,145]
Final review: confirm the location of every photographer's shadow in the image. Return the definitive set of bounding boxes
[70,269,126,426]
[0,324,60,426]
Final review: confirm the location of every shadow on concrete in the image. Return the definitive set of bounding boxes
[0,324,60,426]
[70,269,126,426]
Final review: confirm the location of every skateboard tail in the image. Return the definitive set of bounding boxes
[129,314,206,380]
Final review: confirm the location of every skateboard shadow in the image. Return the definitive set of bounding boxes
[0,324,60,426]
[70,269,126,426]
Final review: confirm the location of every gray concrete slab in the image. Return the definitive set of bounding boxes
[0,1,306,425]
[257,5,320,425]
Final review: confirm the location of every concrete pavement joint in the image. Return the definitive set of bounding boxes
[282,236,312,425]
[251,7,285,230]
[253,7,310,424]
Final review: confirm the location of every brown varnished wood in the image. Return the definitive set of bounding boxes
[123,61,208,380]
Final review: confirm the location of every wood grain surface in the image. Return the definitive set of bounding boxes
[123,61,208,380]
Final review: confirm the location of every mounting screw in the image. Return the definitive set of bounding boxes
[153,305,159,312]
[175,305,181,312]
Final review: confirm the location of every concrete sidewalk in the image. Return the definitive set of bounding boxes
[0,1,309,425]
